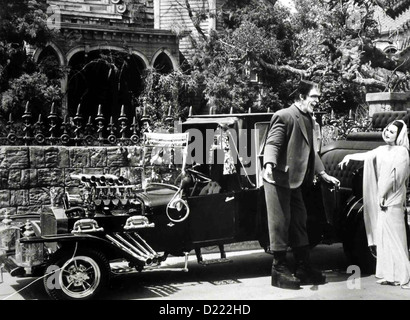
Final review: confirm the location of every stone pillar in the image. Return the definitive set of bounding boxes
[366,92,410,116]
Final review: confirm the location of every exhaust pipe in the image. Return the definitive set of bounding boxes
[106,234,152,265]
[114,233,154,264]
[124,233,158,264]
[133,232,158,257]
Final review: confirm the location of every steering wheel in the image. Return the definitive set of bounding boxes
[166,197,190,223]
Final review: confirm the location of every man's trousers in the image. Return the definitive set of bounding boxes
[263,181,310,251]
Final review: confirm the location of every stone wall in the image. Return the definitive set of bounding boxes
[0,145,143,216]
[366,92,410,116]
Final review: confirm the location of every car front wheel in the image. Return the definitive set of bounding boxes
[43,248,110,300]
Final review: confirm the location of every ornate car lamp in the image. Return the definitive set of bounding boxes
[0,212,18,254]
[15,220,43,269]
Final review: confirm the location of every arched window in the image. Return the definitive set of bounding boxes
[153,52,174,74]
[37,46,63,80]
[67,49,147,120]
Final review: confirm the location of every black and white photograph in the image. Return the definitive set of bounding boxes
[1,0,410,311]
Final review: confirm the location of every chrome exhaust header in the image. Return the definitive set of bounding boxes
[105,234,152,265]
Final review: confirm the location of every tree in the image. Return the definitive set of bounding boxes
[137,0,296,118]
[288,0,410,116]
[188,0,295,113]
[143,0,410,121]
[137,67,199,130]
[0,0,62,121]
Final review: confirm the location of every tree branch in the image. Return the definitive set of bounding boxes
[217,28,393,90]
[257,56,309,77]
[184,0,208,41]
[349,72,386,89]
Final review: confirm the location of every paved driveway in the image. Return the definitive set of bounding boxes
[1,243,409,301]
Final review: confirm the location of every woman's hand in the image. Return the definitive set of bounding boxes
[338,155,350,169]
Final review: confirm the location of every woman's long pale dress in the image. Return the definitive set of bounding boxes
[363,145,410,285]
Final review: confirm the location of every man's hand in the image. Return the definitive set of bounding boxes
[263,163,276,184]
[320,172,340,187]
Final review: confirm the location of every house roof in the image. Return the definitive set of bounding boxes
[376,3,410,34]
[374,1,410,69]
[383,0,410,18]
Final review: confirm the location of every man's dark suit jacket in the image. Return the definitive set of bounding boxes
[263,104,325,189]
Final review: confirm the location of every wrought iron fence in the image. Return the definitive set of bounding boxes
[0,102,172,147]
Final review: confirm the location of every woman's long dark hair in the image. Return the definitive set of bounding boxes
[392,120,404,143]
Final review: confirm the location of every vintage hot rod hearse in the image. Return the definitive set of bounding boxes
[0,110,406,300]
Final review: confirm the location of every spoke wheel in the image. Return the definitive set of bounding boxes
[44,248,110,300]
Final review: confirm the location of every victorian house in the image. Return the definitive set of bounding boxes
[31,0,410,119]
[28,0,225,120]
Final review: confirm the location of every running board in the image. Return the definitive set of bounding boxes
[195,244,232,265]
[110,252,190,275]
[199,258,232,266]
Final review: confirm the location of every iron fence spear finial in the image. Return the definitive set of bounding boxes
[96,105,105,146]
[118,105,128,143]
[22,101,32,146]
[6,113,17,144]
[73,104,83,145]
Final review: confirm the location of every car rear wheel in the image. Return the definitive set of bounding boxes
[43,248,110,300]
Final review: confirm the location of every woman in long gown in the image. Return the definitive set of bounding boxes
[339,120,410,288]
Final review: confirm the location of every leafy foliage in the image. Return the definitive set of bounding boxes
[137,68,199,131]
[177,1,299,114]
[1,72,61,117]
[141,0,409,121]
[0,0,62,120]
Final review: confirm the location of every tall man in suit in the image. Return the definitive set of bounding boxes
[263,80,340,289]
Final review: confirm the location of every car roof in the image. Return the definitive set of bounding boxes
[183,116,239,126]
[183,113,274,128]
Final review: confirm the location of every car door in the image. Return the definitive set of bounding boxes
[187,191,236,244]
